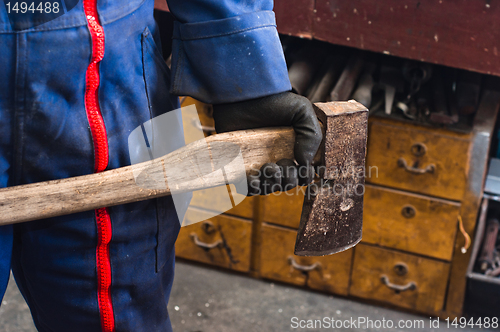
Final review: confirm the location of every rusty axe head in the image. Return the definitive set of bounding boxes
[294,101,368,256]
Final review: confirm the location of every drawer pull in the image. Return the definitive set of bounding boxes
[394,262,409,276]
[190,233,222,249]
[401,205,416,218]
[380,275,417,292]
[411,143,427,157]
[458,215,471,254]
[288,256,320,272]
[397,158,435,174]
[201,221,217,234]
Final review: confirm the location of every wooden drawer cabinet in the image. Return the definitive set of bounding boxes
[366,117,471,201]
[170,82,499,318]
[362,185,460,261]
[260,223,352,295]
[350,244,450,315]
[176,208,252,272]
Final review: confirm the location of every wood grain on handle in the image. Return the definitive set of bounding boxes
[0,128,295,225]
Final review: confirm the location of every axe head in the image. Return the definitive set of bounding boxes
[294,101,368,256]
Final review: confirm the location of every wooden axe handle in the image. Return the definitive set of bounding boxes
[0,127,295,225]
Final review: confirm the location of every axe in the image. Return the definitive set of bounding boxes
[0,101,368,256]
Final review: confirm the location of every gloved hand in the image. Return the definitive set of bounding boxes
[213,91,323,195]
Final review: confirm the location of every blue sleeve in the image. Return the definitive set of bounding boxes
[0,225,12,301]
[166,0,292,104]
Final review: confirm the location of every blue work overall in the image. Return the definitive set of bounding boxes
[0,0,290,330]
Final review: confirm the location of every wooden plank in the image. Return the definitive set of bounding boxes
[275,0,500,76]
[274,0,315,38]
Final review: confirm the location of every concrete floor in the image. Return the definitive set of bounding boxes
[0,260,498,332]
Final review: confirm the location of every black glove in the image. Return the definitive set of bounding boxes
[213,91,322,195]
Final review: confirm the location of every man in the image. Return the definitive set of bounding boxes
[0,0,321,331]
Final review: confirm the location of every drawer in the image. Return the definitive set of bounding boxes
[365,118,470,201]
[363,185,460,261]
[180,97,215,136]
[350,244,450,315]
[262,190,304,229]
[190,189,255,219]
[176,208,252,272]
[260,223,352,295]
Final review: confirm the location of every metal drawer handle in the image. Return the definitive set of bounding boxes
[192,118,216,133]
[380,275,417,292]
[397,158,435,174]
[288,256,321,272]
[190,233,222,249]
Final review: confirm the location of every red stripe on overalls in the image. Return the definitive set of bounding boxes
[83,1,115,331]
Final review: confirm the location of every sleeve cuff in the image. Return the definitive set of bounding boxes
[170,11,292,104]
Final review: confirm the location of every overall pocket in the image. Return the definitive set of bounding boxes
[141,26,182,272]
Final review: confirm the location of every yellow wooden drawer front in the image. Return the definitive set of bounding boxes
[262,190,304,229]
[180,97,215,136]
[260,224,352,295]
[176,208,252,272]
[365,118,470,201]
[363,185,460,261]
[350,244,450,314]
[189,190,255,219]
